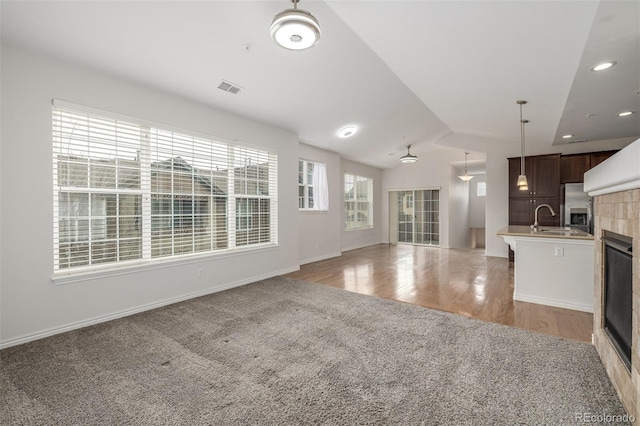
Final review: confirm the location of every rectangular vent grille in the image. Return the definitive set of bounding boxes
[218,80,242,95]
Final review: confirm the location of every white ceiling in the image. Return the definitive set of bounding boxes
[1,0,638,169]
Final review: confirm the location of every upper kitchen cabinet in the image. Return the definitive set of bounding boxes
[508,154,561,198]
[560,150,618,183]
[560,154,591,183]
[590,150,618,168]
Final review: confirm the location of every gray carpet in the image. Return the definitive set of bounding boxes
[0,277,628,425]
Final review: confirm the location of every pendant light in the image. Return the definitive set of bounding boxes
[400,145,418,163]
[458,152,474,182]
[516,100,529,191]
[270,0,321,51]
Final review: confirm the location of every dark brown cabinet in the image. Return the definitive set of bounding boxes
[559,150,618,183]
[509,197,560,226]
[560,154,590,183]
[591,151,617,168]
[508,154,561,227]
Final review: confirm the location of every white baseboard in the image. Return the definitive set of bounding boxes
[341,241,383,253]
[514,293,594,313]
[299,252,342,265]
[485,249,508,258]
[0,266,299,350]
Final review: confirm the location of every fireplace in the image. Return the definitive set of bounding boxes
[584,138,640,417]
[588,187,639,417]
[602,231,633,371]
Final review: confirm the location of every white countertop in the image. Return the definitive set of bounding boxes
[497,225,594,240]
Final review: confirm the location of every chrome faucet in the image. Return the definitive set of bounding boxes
[531,203,556,231]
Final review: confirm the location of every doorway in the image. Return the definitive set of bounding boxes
[389,189,440,245]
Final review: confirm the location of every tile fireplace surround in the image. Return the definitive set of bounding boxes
[585,138,640,418]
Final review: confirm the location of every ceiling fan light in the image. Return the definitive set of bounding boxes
[270,3,320,51]
[400,145,418,163]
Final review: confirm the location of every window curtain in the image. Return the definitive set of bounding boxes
[313,162,329,210]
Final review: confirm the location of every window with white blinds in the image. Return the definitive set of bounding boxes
[52,101,278,275]
[344,174,373,229]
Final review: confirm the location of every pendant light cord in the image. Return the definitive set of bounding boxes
[518,101,528,175]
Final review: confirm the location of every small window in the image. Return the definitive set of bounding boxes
[344,174,373,229]
[298,159,328,211]
[477,182,486,197]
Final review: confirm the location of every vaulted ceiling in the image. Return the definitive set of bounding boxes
[2,1,638,169]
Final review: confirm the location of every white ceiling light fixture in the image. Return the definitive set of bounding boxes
[562,134,574,139]
[270,0,321,51]
[516,100,529,191]
[591,61,617,72]
[458,152,474,182]
[338,125,358,138]
[400,145,418,164]
[618,111,635,117]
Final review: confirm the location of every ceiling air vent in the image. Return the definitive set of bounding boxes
[218,80,242,95]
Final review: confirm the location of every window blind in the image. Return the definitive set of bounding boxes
[52,100,278,275]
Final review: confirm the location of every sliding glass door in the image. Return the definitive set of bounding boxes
[393,189,440,246]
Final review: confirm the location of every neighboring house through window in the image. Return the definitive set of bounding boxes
[344,174,373,229]
[53,101,278,275]
[298,159,328,211]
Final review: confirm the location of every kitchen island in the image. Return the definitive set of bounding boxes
[497,225,594,313]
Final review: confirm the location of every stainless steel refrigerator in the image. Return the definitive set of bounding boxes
[561,183,593,234]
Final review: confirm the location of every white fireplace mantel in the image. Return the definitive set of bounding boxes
[584,138,640,196]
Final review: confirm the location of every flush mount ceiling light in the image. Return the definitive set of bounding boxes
[591,61,616,72]
[400,145,418,164]
[562,134,574,139]
[338,125,358,138]
[516,100,529,191]
[270,0,321,51]
[458,152,474,182]
[618,111,636,117]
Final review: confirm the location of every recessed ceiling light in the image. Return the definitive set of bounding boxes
[338,125,358,138]
[591,61,616,72]
[618,111,635,117]
[562,134,573,139]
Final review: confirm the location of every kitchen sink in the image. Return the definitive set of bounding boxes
[536,227,579,235]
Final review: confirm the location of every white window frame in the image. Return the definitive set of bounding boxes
[52,100,278,281]
[298,159,328,211]
[477,181,487,197]
[344,173,373,230]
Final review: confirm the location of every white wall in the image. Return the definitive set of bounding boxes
[298,144,342,264]
[448,165,470,249]
[0,45,300,347]
[341,159,383,252]
[469,174,487,228]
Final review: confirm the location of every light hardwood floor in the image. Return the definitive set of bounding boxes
[286,243,594,343]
